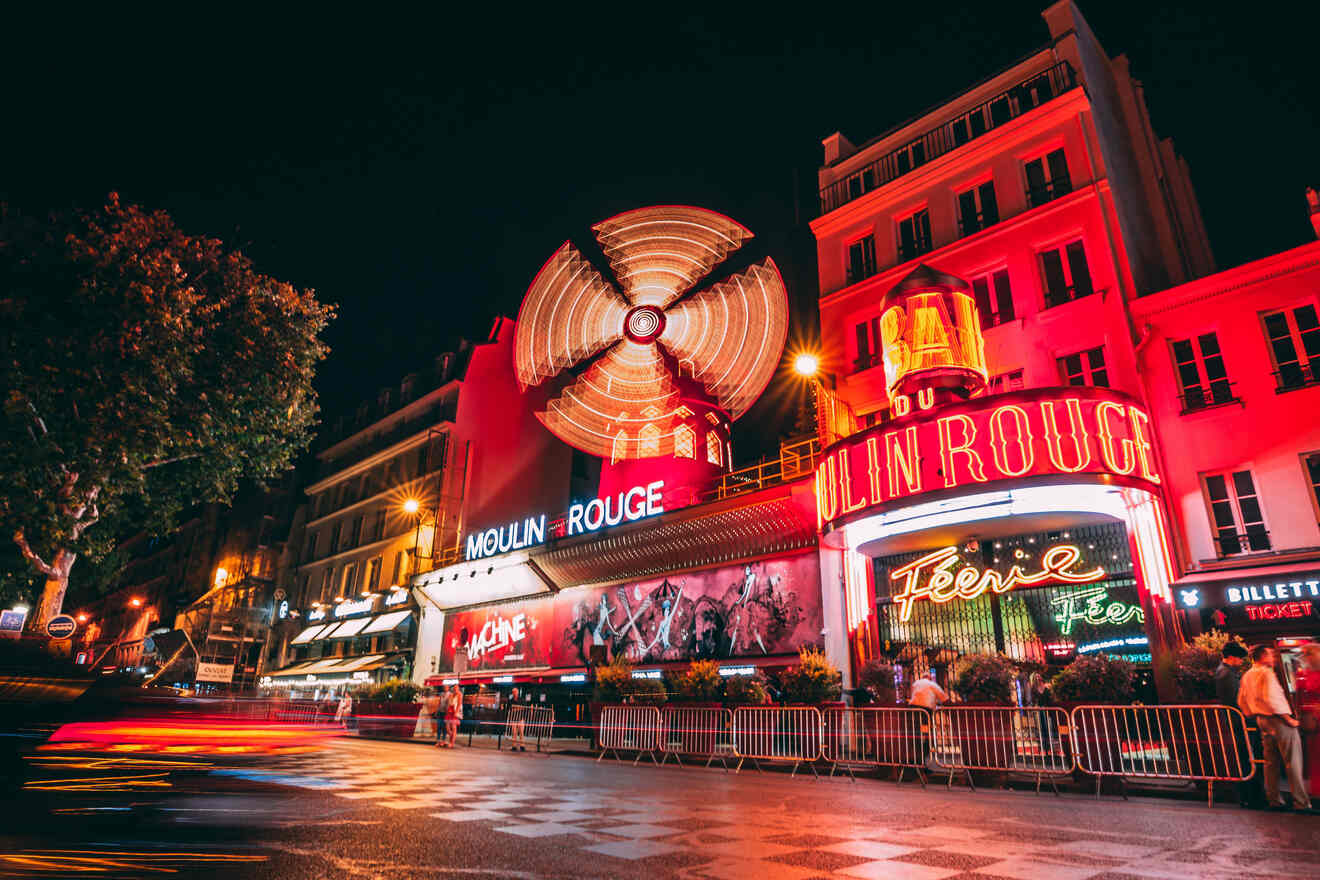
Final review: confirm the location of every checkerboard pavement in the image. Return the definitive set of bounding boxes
[244,741,1320,880]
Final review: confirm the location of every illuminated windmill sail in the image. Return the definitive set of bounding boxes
[514,205,789,463]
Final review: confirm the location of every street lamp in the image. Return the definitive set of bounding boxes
[793,352,820,378]
[128,597,143,608]
[402,498,420,515]
[214,567,228,587]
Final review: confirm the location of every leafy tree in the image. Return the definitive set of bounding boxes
[0,195,333,627]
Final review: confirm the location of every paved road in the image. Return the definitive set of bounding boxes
[3,736,1317,878]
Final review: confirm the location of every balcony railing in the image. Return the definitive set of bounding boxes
[1026,177,1073,208]
[846,260,878,286]
[958,210,1000,238]
[1043,283,1099,310]
[1178,381,1238,415]
[1216,529,1272,557]
[897,238,933,264]
[1273,361,1320,393]
[819,62,1078,214]
[853,352,884,374]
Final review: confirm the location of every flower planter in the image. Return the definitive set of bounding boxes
[353,701,422,739]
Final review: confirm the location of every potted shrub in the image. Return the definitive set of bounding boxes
[1172,630,1249,702]
[779,648,843,705]
[857,658,898,705]
[353,678,423,738]
[674,660,724,704]
[590,656,633,748]
[623,676,668,705]
[951,653,1017,705]
[854,658,901,765]
[1049,654,1136,705]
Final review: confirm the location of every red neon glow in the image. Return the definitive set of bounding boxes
[1245,601,1314,621]
[889,544,1105,622]
[816,387,1162,528]
[514,206,788,460]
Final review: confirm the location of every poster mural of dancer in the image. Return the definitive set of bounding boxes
[438,553,821,672]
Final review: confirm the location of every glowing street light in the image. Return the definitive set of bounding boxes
[128,597,143,608]
[793,352,820,378]
[214,567,228,587]
[402,498,420,515]
[76,613,88,623]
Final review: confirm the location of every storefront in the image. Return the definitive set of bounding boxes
[1175,565,1320,699]
[814,269,1178,697]
[260,588,418,698]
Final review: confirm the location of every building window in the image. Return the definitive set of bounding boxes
[957,181,999,236]
[638,423,661,457]
[349,515,363,548]
[847,167,877,201]
[706,430,723,467]
[1172,333,1235,412]
[986,369,1024,394]
[854,316,882,372]
[1262,304,1320,391]
[341,562,359,597]
[674,423,695,459]
[417,443,430,477]
[846,236,877,284]
[897,209,932,262]
[371,509,386,542]
[1024,148,1071,206]
[366,557,382,591]
[1039,240,1094,308]
[1304,452,1320,522]
[319,567,334,601]
[892,139,927,175]
[610,430,627,465]
[1203,470,1270,556]
[328,521,342,555]
[1058,347,1109,387]
[971,269,1014,329]
[304,531,318,562]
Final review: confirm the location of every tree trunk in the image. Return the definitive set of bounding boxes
[32,549,76,630]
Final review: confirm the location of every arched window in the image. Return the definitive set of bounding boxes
[674,424,695,459]
[639,422,661,457]
[611,430,628,464]
[706,430,723,466]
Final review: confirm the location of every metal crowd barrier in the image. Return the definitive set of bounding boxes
[732,706,822,777]
[597,705,663,765]
[821,707,929,784]
[661,707,734,769]
[929,707,1073,792]
[1070,704,1255,805]
[503,705,556,751]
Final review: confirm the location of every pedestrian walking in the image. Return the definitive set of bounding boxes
[909,670,949,711]
[1238,645,1315,813]
[507,688,526,752]
[334,692,353,728]
[1214,642,1257,807]
[414,688,440,740]
[445,685,463,748]
[435,686,452,747]
[1296,643,1320,799]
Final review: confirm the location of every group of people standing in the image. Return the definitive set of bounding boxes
[415,684,464,747]
[1216,642,1320,813]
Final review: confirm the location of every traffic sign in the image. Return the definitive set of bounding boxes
[46,614,77,639]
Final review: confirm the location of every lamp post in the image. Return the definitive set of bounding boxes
[791,350,857,448]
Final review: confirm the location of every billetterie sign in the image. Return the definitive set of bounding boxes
[816,387,1161,530]
[465,480,665,561]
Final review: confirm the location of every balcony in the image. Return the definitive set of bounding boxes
[1215,529,1272,557]
[1026,177,1074,208]
[1177,381,1239,415]
[1273,360,1320,393]
[819,62,1078,214]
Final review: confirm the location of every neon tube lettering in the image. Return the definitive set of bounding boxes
[1050,584,1144,635]
[988,404,1034,477]
[865,436,884,503]
[937,414,986,488]
[1095,401,1135,475]
[1040,398,1091,473]
[816,454,839,523]
[884,426,922,499]
[889,543,1105,622]
[837,448,869,514]
[1127,406,1161,483]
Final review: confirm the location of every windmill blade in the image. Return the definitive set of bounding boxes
[592,206,752,309]
[658,258,789,420]
[537,341,682,460]
[514,241,630,390]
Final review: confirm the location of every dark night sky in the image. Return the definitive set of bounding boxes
[6,2,1318,461]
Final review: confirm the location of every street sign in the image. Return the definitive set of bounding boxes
[195,662,235,684]
[0,609,27,634]
[273,588,286,601]
[46,615,77,639]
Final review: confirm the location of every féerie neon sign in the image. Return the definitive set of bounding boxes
[889,544,1105,622]
[1050,584,1143,634]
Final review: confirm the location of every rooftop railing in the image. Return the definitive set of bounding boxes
[819,62,1078,214]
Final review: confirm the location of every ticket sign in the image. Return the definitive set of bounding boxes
[816,387,1161,531]
[46,615,77,639]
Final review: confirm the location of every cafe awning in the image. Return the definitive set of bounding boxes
[362,610,412,634]
[289,625,330,645]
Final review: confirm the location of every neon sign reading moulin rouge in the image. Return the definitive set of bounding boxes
[465,480,665,561]
[816,389,1160,529]
[889,544,1106,622]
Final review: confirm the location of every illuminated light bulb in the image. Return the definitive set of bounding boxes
[214,567,228,586]
[793,353,820,378]
[402,499,420,515]
[128,598,143,608]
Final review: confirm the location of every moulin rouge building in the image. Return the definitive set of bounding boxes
[809,0,1320,698]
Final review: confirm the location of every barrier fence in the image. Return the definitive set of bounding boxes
[503,705,556,751]
[732,706,822,776]
[597,706,663,765]
[821,707,930,783]
[1070,704,1254,805]
[929,707,1073,792]
[661,707,734,768]
[592,702,1257,804]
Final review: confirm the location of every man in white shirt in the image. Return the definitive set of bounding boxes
[1238,645,1313,812]
[909,670,949,711]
